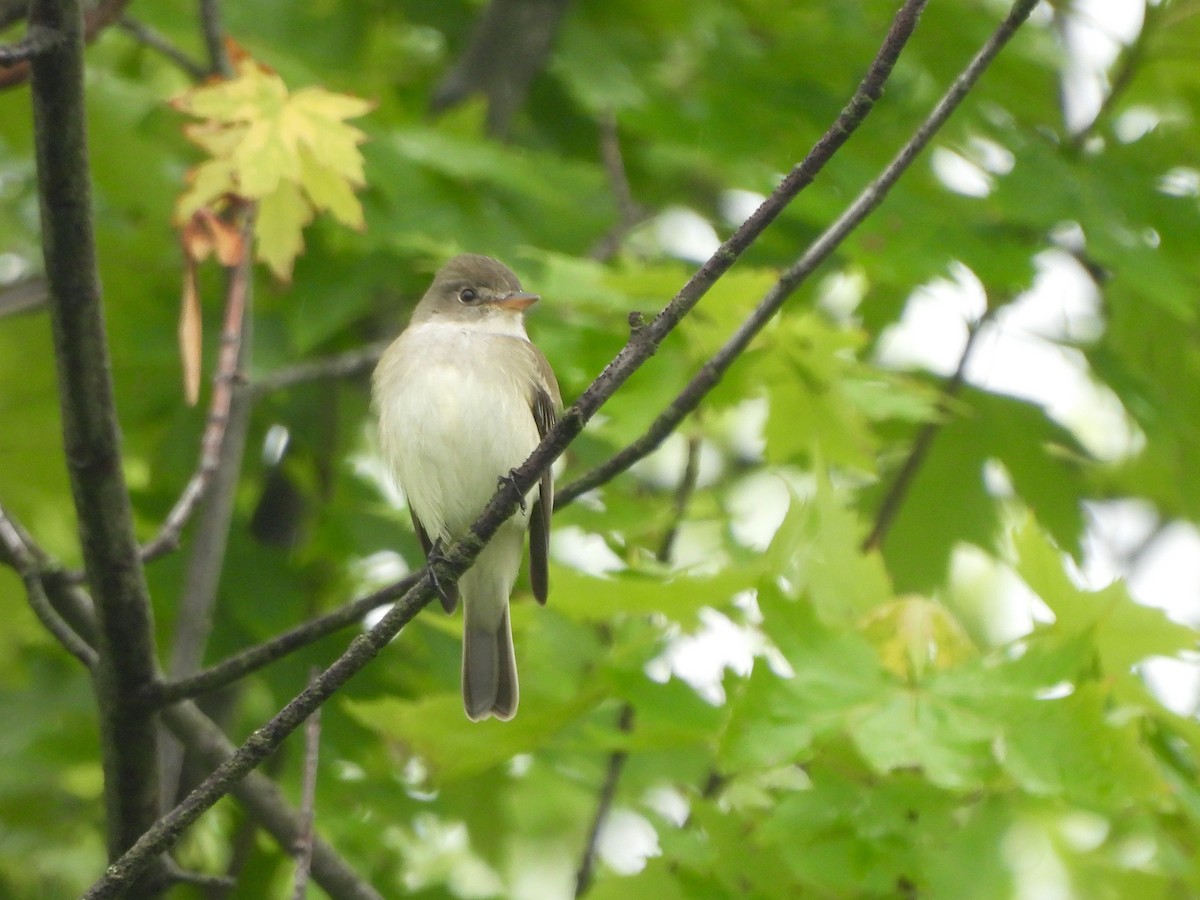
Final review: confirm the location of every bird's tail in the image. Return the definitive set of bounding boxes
[460,527,522,721]
[462,602,518,721]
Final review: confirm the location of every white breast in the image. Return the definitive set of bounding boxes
[375,321,542,539]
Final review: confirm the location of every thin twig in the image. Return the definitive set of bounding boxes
[0,24,63,65]
[0,0,131,90]
[117,14,208,80]
[145,574,419,707]
[590,112,645,262]
[84,3,1041,891]
[657,435,702,564]
[0,275,49,319]
[574,704,634,898]
[142,0,999,709]
[862,311,994,552]
[0,502,97,668]
[142,214,254,563]
[252,342,389,396]
[152,864,236,892]
[142,0,935,701]
[556,0,933,506]
[1062,0,1156,149]
[0,502,382,899]
[557,0,1026,508]
[292,668,323,900]
[199,0,231,77]
[159,211,257,806]
[161,702,383,900]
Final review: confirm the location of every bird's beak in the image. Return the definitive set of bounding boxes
[493,290,539,312]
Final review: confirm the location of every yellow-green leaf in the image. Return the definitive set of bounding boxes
[255,181,311,281]
[298,147,364,229]
[173,55,369,279]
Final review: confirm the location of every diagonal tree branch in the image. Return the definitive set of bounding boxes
[84,2,1042,892]
[0,498,384,900]
[251,341,388,395]
[161,701,382,900]
[556,0,933,506]
[574,704,634,898]
[145,574,420,706]
[0,500,97,668]
[142,216,256,564]
[0,0,130,89]
[143,0,933,706]
[0,24,64,64]
[116,14,209,80]
[292,667,323,900]
[558,0,1035,508]
[158,214,257,806]
[29,0,162,872]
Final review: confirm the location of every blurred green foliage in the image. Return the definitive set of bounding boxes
[1,0,1198,897]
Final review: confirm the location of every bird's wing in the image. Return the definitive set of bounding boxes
[527,345,561,605]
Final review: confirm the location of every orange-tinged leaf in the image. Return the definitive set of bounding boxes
[176,158,237,222]
[181,213,215,263]
[179,265,203,406]
[180,209,245,267]
[173,54,369,279]
[208,216,244,267]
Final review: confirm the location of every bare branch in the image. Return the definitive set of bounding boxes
[151,864,235,892]
[0,0,131,89]
[0,274,49,319]
[0,502,381,898]
[863,311,994,552]
[429,0,573,138]
[146,575,419,706]
[292,668,323,900]
[142,220,254,563]
[117,14,208,80]
[557,0,933,505]
[590,113,646,262]
[252,342,388,396]
[29,0,162,867]
[559,0,1031,507]
[0,24,63,65]
[574,704,634,898]
[656,435,702,564]
[0,501,97,668]
[199,0,231,76]
[84,2,1042,890]
[159,219,257,804]
[162,701,383,900]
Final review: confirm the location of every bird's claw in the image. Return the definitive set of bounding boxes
[428,539,456,608]
[497,468,527,513]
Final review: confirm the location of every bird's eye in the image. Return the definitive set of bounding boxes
[459,287,478,304]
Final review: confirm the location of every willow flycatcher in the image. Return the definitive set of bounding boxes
[373,254,560,721]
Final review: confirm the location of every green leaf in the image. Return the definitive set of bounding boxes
[1014,520,1199,675]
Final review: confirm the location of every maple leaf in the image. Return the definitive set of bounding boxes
[172,56,372,280]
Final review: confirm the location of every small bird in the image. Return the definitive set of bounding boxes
[373,254,561,721]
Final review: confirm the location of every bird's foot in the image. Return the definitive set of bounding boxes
[497,468,527,513]
[428,538,459,612]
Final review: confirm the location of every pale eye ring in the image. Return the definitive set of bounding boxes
[459,287,478,304]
